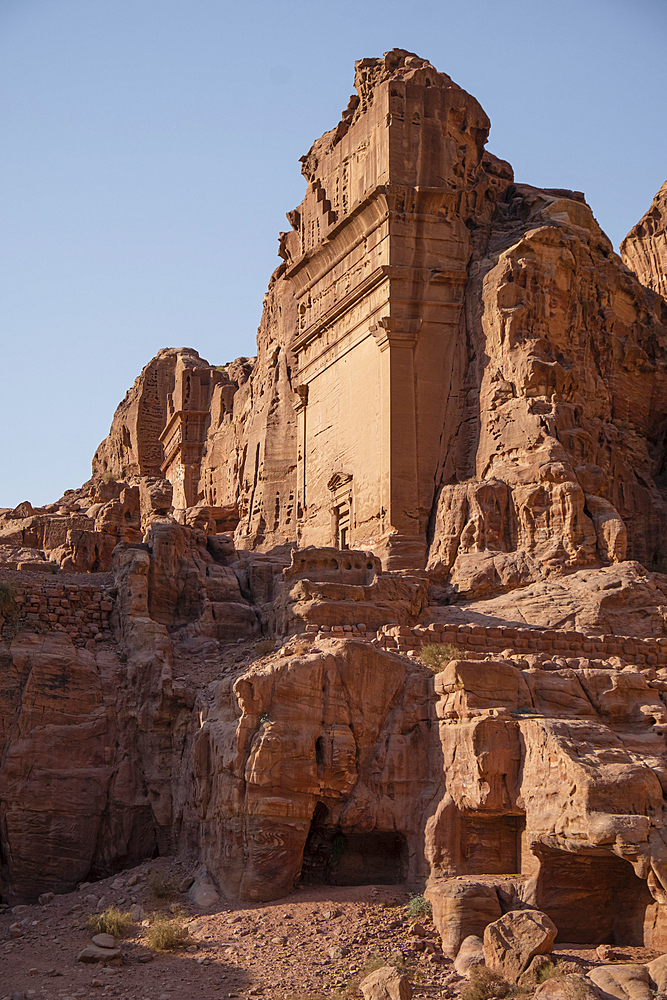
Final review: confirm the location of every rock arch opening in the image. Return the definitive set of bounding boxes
[300,802,407,886]
[535,846,653,945]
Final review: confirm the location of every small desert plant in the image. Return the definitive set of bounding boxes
[404,893,432,919]
[86,905,134,938]
[291,639,310,655]
[148,872,177,899]
[0,582,16,616]
[420,643,459,672]
[361,954,386,975]
[538,961,586,984]
[145,913,189,951]
[462,964,515,1000]
[255,638,276,656]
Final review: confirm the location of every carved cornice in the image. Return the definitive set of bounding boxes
[370,317,422,352]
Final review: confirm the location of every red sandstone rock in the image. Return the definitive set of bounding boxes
[483,909,557,983]
[621,181,667,299]
[5,53,667,968]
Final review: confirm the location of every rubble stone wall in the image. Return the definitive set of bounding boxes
[306,621,667,666]
[0,571,116,645]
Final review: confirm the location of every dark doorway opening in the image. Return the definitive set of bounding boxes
[301,802,407,886]
[536,846,653,945]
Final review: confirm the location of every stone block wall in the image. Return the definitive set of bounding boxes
[307,620,667,667]
[0,571,116,646]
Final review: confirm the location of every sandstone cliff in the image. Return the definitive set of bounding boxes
[621,180,667,299]
[5,50,667,962]
[83,51,667,601]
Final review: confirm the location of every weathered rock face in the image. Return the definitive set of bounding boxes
[193,640,438,900]
[0,626,195,902]
[427,186,667,598]
[622,181,667,299]
[439,561,667,638]
[92,347,254,517]
[6,51,667,965]
[77,51,667,601]
[193,634,667,953]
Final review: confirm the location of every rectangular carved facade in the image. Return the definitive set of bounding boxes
[282,52,490,567]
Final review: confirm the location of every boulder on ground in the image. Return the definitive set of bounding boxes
[454,935,485,976]
[77,943,121,963]
[588,964,653,1000]
[359,965,412,1000]
[535,974,607,1000]
[648,954,667,993]
[188,870,220,909]
[91,933,116,948]
[483,909,557,983]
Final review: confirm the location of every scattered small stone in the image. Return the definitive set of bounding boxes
[92,932,117,948]
[596,944,622,962]
[126,873,140,887]
[38,892,54,905]
[179,875,195,893]
[328,945,348,960]
[77,943,122,963]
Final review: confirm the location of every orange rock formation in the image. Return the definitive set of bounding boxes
[2,51,667,960]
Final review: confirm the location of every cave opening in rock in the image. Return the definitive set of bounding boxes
[460,813,523,875]
[535,846,654,945]
[300,802,408,885]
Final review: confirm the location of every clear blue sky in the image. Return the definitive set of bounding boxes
[1,0,666,507]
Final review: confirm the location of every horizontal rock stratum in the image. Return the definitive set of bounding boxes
[2,49,667,962]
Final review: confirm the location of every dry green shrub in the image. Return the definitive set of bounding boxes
[145,913,189,951]
[420,643,461,672]
[290,639,310,655]
[148,872,177,899]
[404,893,432,919]
[255,638,276,656]
[538,961,586,983]
[86,905,134,938]
[0,582,17,617]
[462,965,515,1000]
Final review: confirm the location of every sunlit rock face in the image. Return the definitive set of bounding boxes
[622,180,667,300]
[4,51,667,959]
